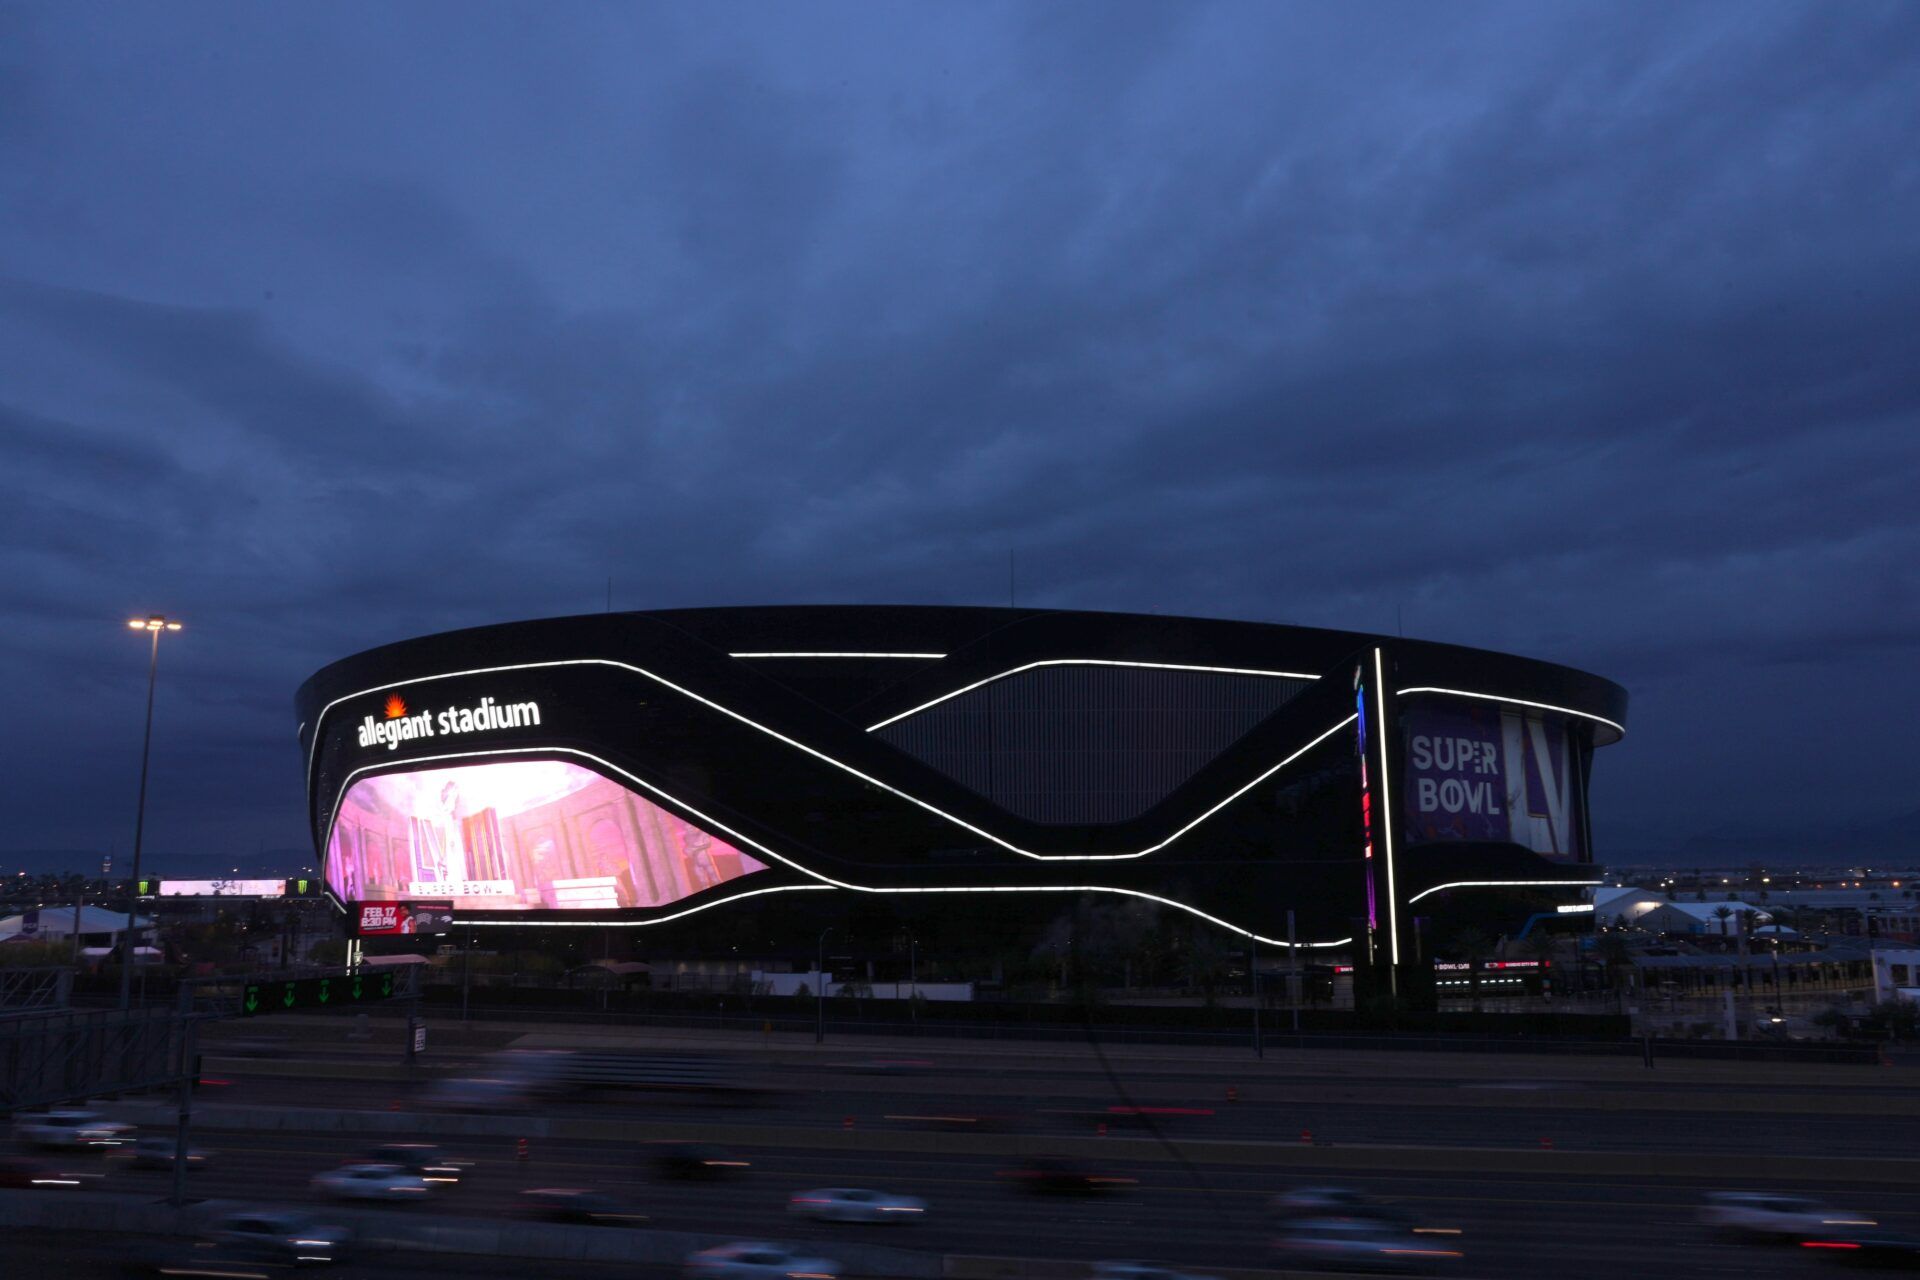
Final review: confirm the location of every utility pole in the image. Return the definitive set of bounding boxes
[461,921,474,1022]
[1288,909,1301,1034]
[1251,933,1262,1059]
[170,982,195,1207]
[815,926,833,1045]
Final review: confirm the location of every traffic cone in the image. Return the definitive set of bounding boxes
[843,1115,855,1131]
[515,1137,529,1161]
[1300,1128,1312,1144]
[1226,1085,1239,1103]
[1096,1122,1107,1137]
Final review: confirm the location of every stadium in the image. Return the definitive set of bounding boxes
[297,606,1626,980]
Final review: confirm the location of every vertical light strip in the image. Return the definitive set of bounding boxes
[1373,647,1399,967]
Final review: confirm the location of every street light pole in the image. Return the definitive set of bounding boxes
[815,926,833,1045]
[121,616,181,1012]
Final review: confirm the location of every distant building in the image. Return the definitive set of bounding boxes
[1870,948,1920,1004]
[1591,887,1771,936]
[0,905,153,947]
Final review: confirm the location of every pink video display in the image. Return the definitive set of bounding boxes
[325,759,768,911]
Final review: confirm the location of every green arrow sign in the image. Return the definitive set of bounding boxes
[238,972,401,1017]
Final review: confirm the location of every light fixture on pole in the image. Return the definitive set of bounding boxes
[121,615,182,1011]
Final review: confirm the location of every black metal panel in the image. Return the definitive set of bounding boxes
[876,664,1311,823]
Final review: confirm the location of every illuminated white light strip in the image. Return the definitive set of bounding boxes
[459,883,835,929]
[729,652,947,660]
[1373,648,1399,967]
[330,745,1347,948]
[866,658,1321,732]
[1395,686,1625,739]
[304,657,1350,862]
[1406,879,1603,905]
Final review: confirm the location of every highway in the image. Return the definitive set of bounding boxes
[14,1020,1914,1277]
[15,1123,1910,1277]
[189,1036,1920,1159]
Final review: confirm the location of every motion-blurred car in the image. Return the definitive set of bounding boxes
[420,1076,533,1112]
[14,1108,133,1149]
[882,1110,1016,1133]
[652,1142,751,1179]
[788,1187,927,1223]
[996,1157,1137,1196]
[1798,1230,1920,1267]
[1273,1219,1464,1272]
[1093,1262,1222,1280]
[363,1143,465,1184]
[115,1136,212,1171]
[207,1209,352,1263]
[0,1156,86,1188]
[516,1187,649,1225]
[683,1242,840,1279]
[1700,1192,1876,1242]
[139,1242,313,1277]
[309,1163,430,1201]
[1271,1186,1414,1224]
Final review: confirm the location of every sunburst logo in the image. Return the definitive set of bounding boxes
[384,694,408,720]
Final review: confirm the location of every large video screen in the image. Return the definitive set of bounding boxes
[325,759,768,910]
[1401,699,1584,860]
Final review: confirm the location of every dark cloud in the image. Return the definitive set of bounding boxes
[1,2,1916,868]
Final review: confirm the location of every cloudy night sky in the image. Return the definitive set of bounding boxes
[1,3,1916,876]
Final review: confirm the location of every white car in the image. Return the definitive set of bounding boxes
[1094,1263,1221,1280]
[684,1242,840,1279]
[310,1162,430,1201]
[14,1109,133,1149]
[1274,1219,1464,1272]
[787,1187,927,1223]
[1699,1192,1875,1241]
[208,1209,353,1263]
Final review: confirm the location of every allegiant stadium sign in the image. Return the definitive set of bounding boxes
[357,692,543,751]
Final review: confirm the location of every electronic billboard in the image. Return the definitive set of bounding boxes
[1401,698,1584,859]
[324,758,768,911]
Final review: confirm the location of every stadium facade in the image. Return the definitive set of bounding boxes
[298,606,1625,975]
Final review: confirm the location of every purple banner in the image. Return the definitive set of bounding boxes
[1401,699,1581,859]
[1404,702,1510,843]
